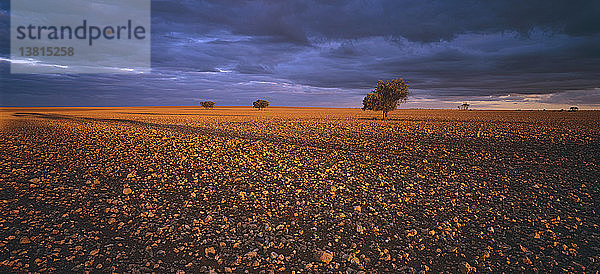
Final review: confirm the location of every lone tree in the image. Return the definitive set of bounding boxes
[458,102,470,110]
[362,79,409,120]
[569,106,579,112]
[200,101,215,109]
[253,99,270,110]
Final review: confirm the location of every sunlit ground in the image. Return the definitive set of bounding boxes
[0,107,599,272]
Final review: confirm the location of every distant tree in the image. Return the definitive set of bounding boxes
[362,79,409,120]
[253,99,270,110]
[200,101,215,109]
[458,102,470,110]
[569,106,579,112]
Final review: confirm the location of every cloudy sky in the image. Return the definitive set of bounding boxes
[1,0,599,109]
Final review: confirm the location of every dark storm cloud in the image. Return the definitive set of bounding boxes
[1,0,599,107]
[150,0,600,43]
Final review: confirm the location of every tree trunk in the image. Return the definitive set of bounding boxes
[382,111,387,120]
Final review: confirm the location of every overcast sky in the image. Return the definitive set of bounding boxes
[1,0,599,109]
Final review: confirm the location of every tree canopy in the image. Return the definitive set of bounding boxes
[362,79,409,119]
[200,101,215,109]
[253,99,270,110]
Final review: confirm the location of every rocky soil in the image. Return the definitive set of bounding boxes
[0,107,599,272]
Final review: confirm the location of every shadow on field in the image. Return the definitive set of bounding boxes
[357,116,530,124]
[13,112,72,119]
[15,113,139,124]
[15,112,229,130]
[12,112,291,143]
[11,112,590,173]
[118,112,250,117]
[358,117,464,122]
[12,112,418,159]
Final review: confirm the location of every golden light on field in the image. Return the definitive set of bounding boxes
[0,107,599,272]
